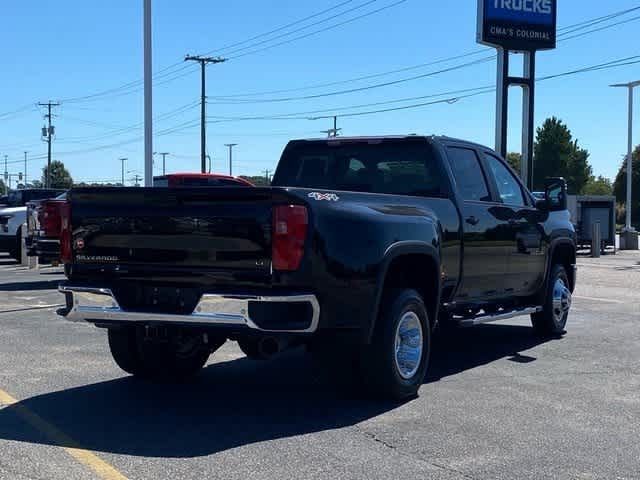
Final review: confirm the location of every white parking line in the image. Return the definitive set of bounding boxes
[573,295,624,304]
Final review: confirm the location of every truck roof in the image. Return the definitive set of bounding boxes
[288,135,494,152]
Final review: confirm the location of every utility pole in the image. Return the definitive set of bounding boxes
[225,144,237,176]
[144,0,153,187]
[23,152,28,186]
[264,169,271,184]
[119,158,128,186]
[155,152,170,175]
[185,55,227,173]
[321,116,341,137]
[38,101,60,188]
[132,174,142,187]
[3,155,7,187]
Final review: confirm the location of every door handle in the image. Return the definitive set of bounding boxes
[465,216,479,226]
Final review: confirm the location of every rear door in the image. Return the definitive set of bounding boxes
[446,146,510,301]
[481,152,545,296]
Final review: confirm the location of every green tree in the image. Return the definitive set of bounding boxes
[506,152,521,174]
[532,117,592,194]
[566,140,592,194]
[0,179,6,195]
[240,175,271,186]
[41,160,73,189]
[613,145,640,226]
[583,175,613,196]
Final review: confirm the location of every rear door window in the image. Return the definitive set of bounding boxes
[446,147,491,202]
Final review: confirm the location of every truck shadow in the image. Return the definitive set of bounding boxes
[0,324,552,458]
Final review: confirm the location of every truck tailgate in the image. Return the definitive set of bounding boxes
[69,187,292,272]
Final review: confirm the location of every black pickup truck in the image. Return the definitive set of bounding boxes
[58,136,576,399]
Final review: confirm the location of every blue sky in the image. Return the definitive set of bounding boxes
[1,0,639,184]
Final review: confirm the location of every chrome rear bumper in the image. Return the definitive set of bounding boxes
[58,286,320,333]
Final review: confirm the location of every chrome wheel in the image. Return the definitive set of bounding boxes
[552,278,571,324]
[394,311,423,380]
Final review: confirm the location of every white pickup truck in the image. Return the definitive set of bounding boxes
[0,189,64,259]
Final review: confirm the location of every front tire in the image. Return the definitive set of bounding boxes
[362,289,431,400]
[531,265,572,337]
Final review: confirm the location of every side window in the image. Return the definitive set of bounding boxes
[484,154,526,207]
[376,158,442,197]
[447,147,491,202]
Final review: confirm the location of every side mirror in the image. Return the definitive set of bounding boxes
[537,177,567,212]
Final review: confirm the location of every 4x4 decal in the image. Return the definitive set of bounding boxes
[308,192,340,202]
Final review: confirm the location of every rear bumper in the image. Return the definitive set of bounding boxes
[35,238,60,261]
[58,285,320,334]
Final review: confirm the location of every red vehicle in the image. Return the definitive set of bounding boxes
[26,194,67,264]
[153,173,254,188]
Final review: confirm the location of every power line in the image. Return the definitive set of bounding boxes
[200,0,358,56]
[1,3,637,117]
[216,0,380,58]
[557,14,640,42]
[213,50,489,99]
[229,0,409,60]
[210,5,640,100]
[209,56,495,105]
[556,5,640,35]
[203,55,640,123]
[47,1,384,106]
[55,100,200,143]
[6,7,640,159]
[9,52,638,166]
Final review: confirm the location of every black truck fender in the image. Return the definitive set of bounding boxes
[365,240,442,344]
[534,238,577,306]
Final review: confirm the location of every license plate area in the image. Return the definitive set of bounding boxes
[112,284,201,315]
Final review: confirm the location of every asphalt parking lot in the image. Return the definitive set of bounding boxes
[0,252,638,480]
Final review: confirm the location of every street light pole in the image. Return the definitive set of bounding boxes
[611,80,640,234]
[119,158,128,186]
[143,0,153,187]
[225,144,237,176]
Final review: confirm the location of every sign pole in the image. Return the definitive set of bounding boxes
[521,51,536,191]
[495,48,509,158]
[478,0,556,190]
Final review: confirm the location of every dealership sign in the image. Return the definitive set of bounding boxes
[477,0,557,51]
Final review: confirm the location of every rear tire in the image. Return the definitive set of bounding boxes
[108,328,145,376]
[531,264,571,337]
[361,289,430,400]
[108,327,223,380]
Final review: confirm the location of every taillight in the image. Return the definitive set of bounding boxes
[272,205,308,272]
[42,202,62,236]
[59,201,72,264]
